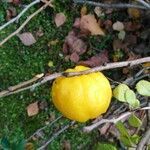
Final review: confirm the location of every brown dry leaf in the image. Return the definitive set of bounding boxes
[79,50,109,67]
[62,140,71,150]
[63,30,87,55]
[6,7,17,21]
[113,39,125,50]
[70,52,80,63]
[103,20,112,31]
[124,22,141,31]
[124,34,137,45]
[55,12,66,27]
[35,27,44,38]
[112,21,124,31]
[27,101,39,117]
[80,5,87,17]
[127,8,141,19]
[17,32,36,46]
[39,101,48,110]
[80,14,105,35]
[73,18,81,28]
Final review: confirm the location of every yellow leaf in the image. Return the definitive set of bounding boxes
[128,8,141,19]
[80,5,87,16]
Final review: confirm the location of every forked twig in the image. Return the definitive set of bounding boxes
[0,0,41,31]
[0,0,53,46]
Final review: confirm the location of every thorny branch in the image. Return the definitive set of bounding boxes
[0,0,53,46]
[0,0,41,31]
[83,106,150,133]
[0,57,149,98]
[73,0,150,9]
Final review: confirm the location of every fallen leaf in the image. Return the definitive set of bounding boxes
[48,61,54,67]
[80,14,105,35]
[127,8,141,19]
[79,50,109,67]
[80,5,87,16]
[17,32,36,46]
[12,0,21,5]
[39,101,48,110]
[113,21,124,31]
[103,20,112,31]
[94,7,104,17]
[6,7,16,21]
[70,52,79,63]
[124,22,141,31]
[124,34,137,46]
[118,30,126,40]
[113,39,126,51]
[35,27,44,38]
[62,140,71,150]
[63,30,87,55]
[48,39,59,47]
[73,18,81,28]
[27,101,39,117]
[54,12,66,27]
[25,142,34,150]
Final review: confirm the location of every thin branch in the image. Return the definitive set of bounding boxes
[0,0,41,31]
[73,0,149,9]
[0,0,53,46]
[136,0,150,8]
[27,115,62,141]
[37,121,75,150]
[136,128,150,150]
[0,57,149,98]
[83,106,150,133]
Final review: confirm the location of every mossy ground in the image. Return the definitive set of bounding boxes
[0,0,114,149]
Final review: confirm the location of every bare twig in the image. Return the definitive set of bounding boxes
[37,121,75,150]
[0,57,149,98]
[0,0,53,46]
[136,0,150,8]
[0,0,41,31]
[136,128,150,150]
[73,0,149,9]
[27,115,62,141]
[83,106,150,133]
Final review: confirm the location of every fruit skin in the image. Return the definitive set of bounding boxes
[52,66,112,122]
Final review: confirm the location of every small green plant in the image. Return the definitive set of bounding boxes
[113,80,150,148]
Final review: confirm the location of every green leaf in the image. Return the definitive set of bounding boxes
[120,136,133,147]
[136,80,150,96]
[125,90,140,108]
[130,134,140,144]
[113,84,130,102]
[128,114,142,128]
[1,137,10,149]
[95,143,117,150]
[116,121,130,137]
